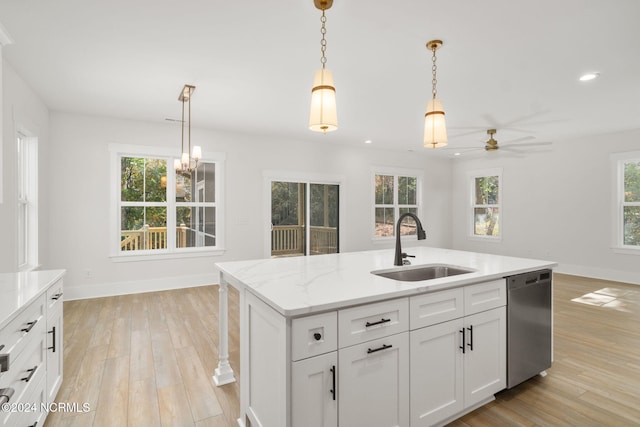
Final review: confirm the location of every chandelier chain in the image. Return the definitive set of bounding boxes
[431,46,438,99]
[320,10,327,68]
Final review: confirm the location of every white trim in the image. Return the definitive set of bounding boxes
[467,167,503,241]
[371,166,425,241]
[555,262,640,286]
[610,151,640,250]
[263,170,346,258]
[109,143,226,258]
[64,273,218,300]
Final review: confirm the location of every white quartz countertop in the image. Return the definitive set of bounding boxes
[215,247,556,317]
[0,269,66,329]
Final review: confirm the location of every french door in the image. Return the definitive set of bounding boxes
[270,181,339,257]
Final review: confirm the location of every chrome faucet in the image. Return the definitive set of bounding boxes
[394,213,427,266]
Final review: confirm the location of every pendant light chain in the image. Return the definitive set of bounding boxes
[320,9,327,69]
[431,45,438,100]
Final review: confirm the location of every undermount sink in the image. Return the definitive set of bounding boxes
[372,264,475,282]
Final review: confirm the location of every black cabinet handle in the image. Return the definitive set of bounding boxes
[459,328,466,354]
[29,422,38,427]
[21,320,38,333]
[22,366,37,383]
[367,344,392,354]
[467,325,473,351]
[48,326,57,353]
[313,333,322,341]
[365,318,391,327]
[329,365,336,401]
[51,292,63,301]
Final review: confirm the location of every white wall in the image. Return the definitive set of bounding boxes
[451,128,640,285]
[49,112,452,299]
[0,59,50,272]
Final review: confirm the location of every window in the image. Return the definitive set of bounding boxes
[613,153,640,250]
[111,144,224,258]
[17,133,38,270]
[373,171,420,238]
[470,169,501,239]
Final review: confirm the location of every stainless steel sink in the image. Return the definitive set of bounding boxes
[371,264,475,282]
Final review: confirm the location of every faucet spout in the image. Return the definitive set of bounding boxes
[394,213,427,266]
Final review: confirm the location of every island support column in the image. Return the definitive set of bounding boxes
[213,275,236,386]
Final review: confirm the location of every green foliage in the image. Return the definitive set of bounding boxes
[120,157,167,231]
[623,162,640,245]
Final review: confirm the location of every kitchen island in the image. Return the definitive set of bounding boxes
[213,247,556,427]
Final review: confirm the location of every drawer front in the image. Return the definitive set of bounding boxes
[291,311,338,361]
[46,278,64,313]
[338,298,408,348]
[410,287,464,330]
[0,294,45,374]
[464,279,506,315]
[0,321,46,427]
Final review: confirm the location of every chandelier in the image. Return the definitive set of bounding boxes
[174,84,202,174]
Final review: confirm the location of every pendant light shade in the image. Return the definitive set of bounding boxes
[424,98,447,148]
[309,68,338,133]
[423,40,448,149]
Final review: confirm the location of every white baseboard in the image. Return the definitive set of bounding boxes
[64,273,218,300]
[555,263,640,286]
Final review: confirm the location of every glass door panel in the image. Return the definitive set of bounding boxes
[271,181,306,257]
[310,184,339,255]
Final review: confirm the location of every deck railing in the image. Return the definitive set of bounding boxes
[271,225,337,256]
[121,224,188,250]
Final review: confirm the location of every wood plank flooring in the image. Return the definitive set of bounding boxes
[45,273,640,426]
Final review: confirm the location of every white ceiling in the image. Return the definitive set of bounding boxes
[1,0,639,156]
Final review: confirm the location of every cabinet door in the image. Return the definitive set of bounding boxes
[338,333,409,427]
[410,318,464,427]
[291,352,338,427]
[464,306,506,407]
[46,303,64,403]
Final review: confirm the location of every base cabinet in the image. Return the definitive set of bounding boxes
[338,333,409,427]
[241,279,507,427]
[409,307,506,427]
[292,352,338,427]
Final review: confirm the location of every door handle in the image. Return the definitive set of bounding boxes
[459,328,466,354]
[48,326,57,353]
[21,320,38,333]
[329,365,336,401]
[467,325,474,351]
[367,344,392,354]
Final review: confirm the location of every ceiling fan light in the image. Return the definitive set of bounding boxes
[309,68,338,133]
[424,98,448,148]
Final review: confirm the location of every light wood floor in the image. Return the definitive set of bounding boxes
[45,274,640,426]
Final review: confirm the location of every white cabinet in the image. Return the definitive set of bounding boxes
[410,318,464,426]
[292,352,338,427]
[242,279,506,427]
[463,307,506,408]
[338,333,409,427]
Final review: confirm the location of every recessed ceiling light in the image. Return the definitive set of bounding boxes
[364,139,372,144]
[579,72,599,82]
[454,152,461,156]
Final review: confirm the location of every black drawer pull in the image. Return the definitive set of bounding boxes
[329,365,336,401]
[367,344,392,354]
[459,328,466,354]
[48,326,57,353]
[21,320,38,333]
[22,366,38,383]
[29,422,38,427]
[365,318,391,327]
[51,292,63,301]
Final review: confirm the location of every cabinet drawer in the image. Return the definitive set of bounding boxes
[410,288,464,330]
[291,312,337,361]
[464,279,506,315]
[338,298,408,348]
[0,294,45,374]
[46,278,64,314]
[0,321,46,427]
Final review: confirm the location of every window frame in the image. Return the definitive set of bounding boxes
[109,143,226,261]
[16,132,39,271]
[468,168,502,242]
[371,167,423,241]
[611,151,640,254]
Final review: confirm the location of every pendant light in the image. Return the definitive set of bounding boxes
[174,84,202,174]
[424,40,448,148]
[309,0,338,133]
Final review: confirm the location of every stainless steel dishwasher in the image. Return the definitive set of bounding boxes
[506,269,552,388]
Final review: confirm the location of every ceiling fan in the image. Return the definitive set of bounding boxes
[450,129,552,155]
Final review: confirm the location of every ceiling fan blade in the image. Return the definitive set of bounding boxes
[504,135,536,144]
[507,141,552,147]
